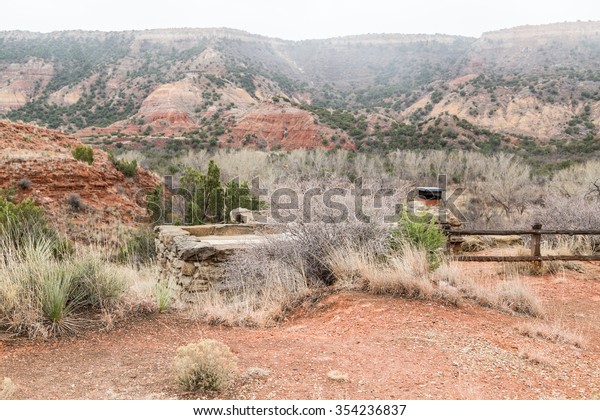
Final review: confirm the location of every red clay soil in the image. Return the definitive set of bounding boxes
[1,262,600,400]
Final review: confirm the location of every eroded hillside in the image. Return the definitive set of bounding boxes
[0,23,599,156]
[0,120,160,242]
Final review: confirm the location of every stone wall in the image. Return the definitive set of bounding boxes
[155,224,278,301]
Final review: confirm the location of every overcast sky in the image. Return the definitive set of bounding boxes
[1,0,599,40]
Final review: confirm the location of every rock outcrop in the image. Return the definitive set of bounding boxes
[0,120,161,241]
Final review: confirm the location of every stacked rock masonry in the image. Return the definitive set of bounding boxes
[154,224,278,301]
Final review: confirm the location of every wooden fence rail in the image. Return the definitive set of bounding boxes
[443,223,600,265]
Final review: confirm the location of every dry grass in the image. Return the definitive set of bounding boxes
[192,221,387,327]
[327,243,437,300]
[367,247,434,299]
[518,347,553,366]
[172,339,238,392]
[326,246,374,288]
[244,367,272,380]
[434,262,496,308]
[326,243,544,317]
[517,320,584,348]
[192,258,310,327]
[189,219,546,328]
[501,245,583,276]
[495,277,545,317]
[0,239,166,337]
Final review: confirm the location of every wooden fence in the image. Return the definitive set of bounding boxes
[444,223,600,265]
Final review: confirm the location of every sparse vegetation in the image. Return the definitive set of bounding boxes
[17,178,31,190]
[193,210,545,327]
[0,195,162,337]
[390,211,446,269]
[67,193,84,211]
[0,195,66,257]
[173,339,238,392]
[0,238,126,337]
[517,320,584,348]
[1,26,600,400]
[495,278,545,318]
[154,281,175,313]
[72,145,94,165]
[116,226,156,265]
[109,152,137,177]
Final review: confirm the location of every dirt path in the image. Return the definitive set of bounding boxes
[2,264,600,400]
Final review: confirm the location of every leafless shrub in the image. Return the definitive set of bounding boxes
[67,193,84,211]
[552,160,600,199]
[532,193,600,252]
[17,178,31,190]
[534,194,600,230]
[194,254,309,327]
[193,220,388,326]
[283,221,389,287]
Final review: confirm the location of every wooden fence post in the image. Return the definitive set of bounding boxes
[531,222,542,272]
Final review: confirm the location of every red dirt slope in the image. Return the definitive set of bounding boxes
[0,120,161,241]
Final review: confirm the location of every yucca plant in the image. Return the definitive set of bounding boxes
[37,264,86,336]
[154,281,175,313]
[72,256,125,310]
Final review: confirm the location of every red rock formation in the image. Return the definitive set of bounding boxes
[225,103,353,150]
[0,59,54,111]
[0,120,161,242]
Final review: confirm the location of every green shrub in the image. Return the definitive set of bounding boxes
[390,211,446,270]
[108,152,137,177]
[178,161,264,225]
[0,197,55,251]
[173,339,238,392]
[72,145,94,164]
